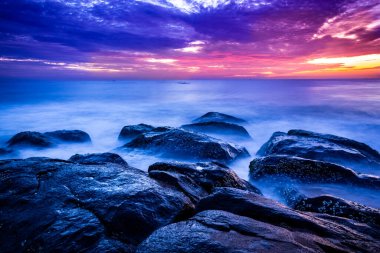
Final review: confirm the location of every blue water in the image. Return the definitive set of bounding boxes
[1,79,379,206]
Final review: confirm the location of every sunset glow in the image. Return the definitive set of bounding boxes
[0,0,379,79]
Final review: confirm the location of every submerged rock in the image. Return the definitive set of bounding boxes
[0,156,193,252]
[69,152,128,166]
[257,129,380,170]
[137,188,380,253]
[192,112,247,124]
[123,127,250,162]
[118,124,155,141]
[148,162,261,202]
[6,130,91,149]
[249,155,380,189]
[181,121,251,139]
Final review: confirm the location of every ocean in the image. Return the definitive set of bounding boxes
[1,79,379,206]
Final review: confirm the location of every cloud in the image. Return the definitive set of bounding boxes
[0,0,379,78]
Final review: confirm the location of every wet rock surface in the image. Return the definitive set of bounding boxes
[148,162,261,202]
[6,130,91,149]
[294,195,380,227]
[250,129,380,239]
[0,156,193,252]
[278,186,380,226]
[192,112,247,124]
[249,155,380,189]
[257,129,380,170]
[137,188,380,253]
[181,121,251,139]
[118,124,155,141]
[122,127,250,162]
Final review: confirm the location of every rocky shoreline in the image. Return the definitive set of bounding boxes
[1,112,379,252]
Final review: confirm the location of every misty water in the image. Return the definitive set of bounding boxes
[1,79,379,207]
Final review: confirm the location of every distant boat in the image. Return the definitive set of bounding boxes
[177,81,190,84]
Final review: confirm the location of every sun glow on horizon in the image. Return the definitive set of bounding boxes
[308,54,380,69]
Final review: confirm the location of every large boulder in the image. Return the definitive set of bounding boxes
[148,162,261,202]
[7,130,91,149]
[257,129,380,170]
[118,124,155,141]
[0,156,193,252]
[249,155,380,189]
[122,127,250,163]
[192,112,247,124]
[137,188,380,253]
[181,121,251,139]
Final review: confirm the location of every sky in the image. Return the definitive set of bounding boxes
[0,0,379,79]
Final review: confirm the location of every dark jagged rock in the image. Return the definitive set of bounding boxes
[148,162,261,202]
[249,155,380,189]
[7,131,54,148]
[294,195,380,226]
[192,112,247,124]
[45,130,91,143]
[118,124,155,141]
[137,188,380,253]
[181,121,251,139]
[257,129,380,170]
[123,128,250,162]
[69,152,128,166]
[0,156,193,253]
[6,130,91,149]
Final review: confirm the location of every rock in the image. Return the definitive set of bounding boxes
[148,162,261,202]
[277,186,380,226]
[0,156,193,252]
[181,121,251,139]
[257,129,380,170]
[195,188,330,236]
[44,130,91,143]
[276,185,307,208]
[7,130,91,149]
[249,155,380,189]
[294,195,380,227]
[118,124,155,141]
[0,147,13,156]
[123,128,250,163]
[7,131,54,148]
[192,112,247,124]
[69,152,128,166]
[137,188,380,253]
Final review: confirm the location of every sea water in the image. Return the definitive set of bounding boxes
[1,79,379,206]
